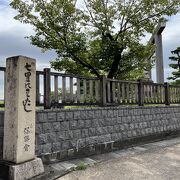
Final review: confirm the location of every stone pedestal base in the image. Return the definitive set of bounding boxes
[0,158,44,180]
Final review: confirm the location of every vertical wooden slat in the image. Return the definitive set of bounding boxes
[135,83,138,103]
[54,75,58,102]
[89,80,93,99]
[62,76,66,103]
[138,79,144,106]
[117,83,121,103]
[44,68,51,109]
[83,79,87,102]
[36,74,40,105]
[122,83,125,103]
[112,81,116,103]
[126,83,130,103]
[153,85,156,103]
[147,84,150,103]
[164,82,170,105]
[151,84,153,103]
[70,77,74,103]
[100,75,106,106]
[143,84,145,103]
[95,80,99,103]
[159,85,162,103]
[77,78,80,103]
[107,81,111,103]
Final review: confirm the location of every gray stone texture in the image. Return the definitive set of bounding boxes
[1,107,180,159]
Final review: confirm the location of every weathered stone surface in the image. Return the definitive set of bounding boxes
[37,113,48,123]
[57,112,65,121]
[9,158,44,180]
[65,111,73,121]
[48,112,56,121]
[37,134,47,145]
[3,56,36,164]
[1,105,180,159]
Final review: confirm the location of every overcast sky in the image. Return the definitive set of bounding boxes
[0,0,180,98]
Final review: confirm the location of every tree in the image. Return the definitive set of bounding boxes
[11,0,180,79]
[168,47,180,85]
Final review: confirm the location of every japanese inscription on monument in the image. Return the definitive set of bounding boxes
[23,63,32,112]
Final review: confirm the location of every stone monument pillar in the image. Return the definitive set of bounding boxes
[155,32,164,83]
[0,56,44,180]
[147,21,166,83]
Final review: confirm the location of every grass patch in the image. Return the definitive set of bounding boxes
[75,162,87,171]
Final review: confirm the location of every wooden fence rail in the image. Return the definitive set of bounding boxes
[0,67,180,108]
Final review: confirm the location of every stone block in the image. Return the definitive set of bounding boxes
[0,158,44,180]
[42,143,52,153]
[47,112,56,121]
[96,127,107,135]
[82,129,89,138]
[116,116,122,124]
[65,111,73,121]
[73,129,81,139]
[113,110,118,117]
[113,125,120,133]
[47,132,57,143]
[89,128,96,136]
[107,110,114,117]
[99,134,111,143]
[92,119,100,127]
[108,126,114,133]
[111,133,121,141]
[37,134,47,145]
[74,111,81,120]
[37,113,48,123]
[85,120,92,128]
[52,122,61,131]
[57,131,66,141]
[43,123,52,133]
[87,136,99,145]
[35,124,43,135]
[98,119,106,127]
[77,120,85,128]
[57,112,65,121]
[102,110,108,118]
[129,123,135,130]
[60,121,69,130]
[65,130,73,140]
[70,120,78,129]
[52,142,61,152]
[80,111,88,119]
[94,110,101,118]
[61,141,70,150]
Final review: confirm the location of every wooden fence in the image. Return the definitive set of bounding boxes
[0,67,180,108]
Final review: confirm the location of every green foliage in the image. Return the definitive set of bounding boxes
[168,47,180,84]
[11,0,180,79]
[75,162,87,171]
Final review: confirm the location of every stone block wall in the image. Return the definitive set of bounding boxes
[1,106,180,160]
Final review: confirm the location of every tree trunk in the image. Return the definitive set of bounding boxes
[107,49,123,79]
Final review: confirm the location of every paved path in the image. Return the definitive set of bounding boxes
[57,137,180,180]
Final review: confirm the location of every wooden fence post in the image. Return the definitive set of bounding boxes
[138,79,144,106]
[36,73,40,105]
[164,82,170,105]
[44,68,51,109]
[100,75,107,106]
